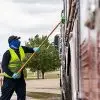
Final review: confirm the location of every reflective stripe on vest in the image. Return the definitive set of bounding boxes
[5,46,25,78]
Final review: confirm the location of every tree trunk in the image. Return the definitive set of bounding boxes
[37,70,39,79]
[42,71,45,79]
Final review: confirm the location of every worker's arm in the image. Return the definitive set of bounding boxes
[1,50,13,76]
[22,46,39,53]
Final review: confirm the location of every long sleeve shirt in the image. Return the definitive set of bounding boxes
[1,46,34,79]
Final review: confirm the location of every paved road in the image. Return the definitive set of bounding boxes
[26,79,61,94]
[0,79,60,100]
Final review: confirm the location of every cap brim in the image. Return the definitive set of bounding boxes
[17,37,21,39]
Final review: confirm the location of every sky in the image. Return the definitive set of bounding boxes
[0,0,63,60]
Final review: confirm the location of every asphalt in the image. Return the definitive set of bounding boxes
[0,79,60,100]
[26,79,61,94]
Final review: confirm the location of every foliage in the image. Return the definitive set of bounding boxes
[25,35,60,78]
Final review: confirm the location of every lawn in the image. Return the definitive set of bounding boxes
[26,71,60,80]
[27,91,61,100]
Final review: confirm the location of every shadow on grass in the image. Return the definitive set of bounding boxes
[27,91,61,100]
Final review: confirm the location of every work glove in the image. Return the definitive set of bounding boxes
[33,47,40,52]
[12,73,21,79]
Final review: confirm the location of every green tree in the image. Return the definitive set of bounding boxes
[25,35,60,79]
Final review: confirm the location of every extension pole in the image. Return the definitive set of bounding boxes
[17,21,61,74]
[0,22,61,76]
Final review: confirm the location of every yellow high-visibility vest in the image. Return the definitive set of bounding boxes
[5,46,25,78]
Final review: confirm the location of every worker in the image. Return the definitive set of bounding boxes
[0,35,40,100]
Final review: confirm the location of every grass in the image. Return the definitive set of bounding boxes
[26,71,60,80]
[45,71,60,79]
[27,91,61,100]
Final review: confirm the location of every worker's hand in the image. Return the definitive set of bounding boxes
[12,73,21,79]
[33,47,40,52]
